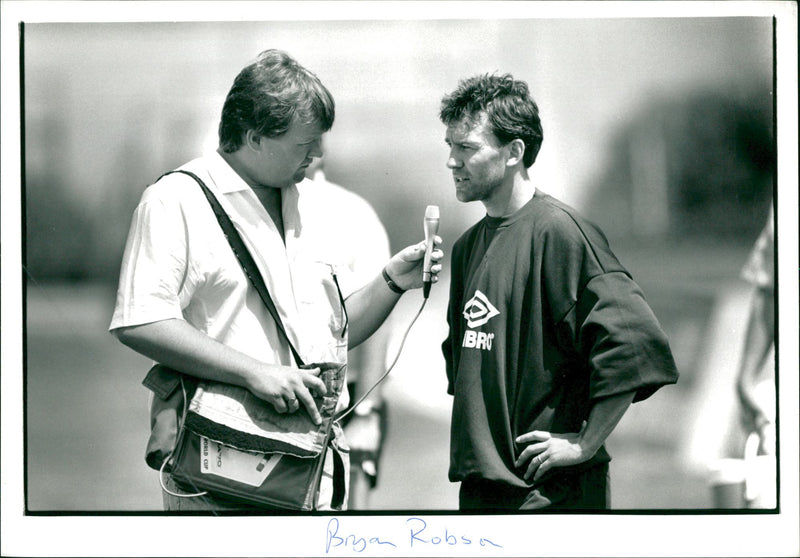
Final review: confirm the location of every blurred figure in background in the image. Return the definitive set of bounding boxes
[736,205,775,456]
[109,49,442,511]
[439,73,679,511]
[709,204,776,510]
[303,155,393,509]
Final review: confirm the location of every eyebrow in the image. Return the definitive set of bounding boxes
[446,136,477,146]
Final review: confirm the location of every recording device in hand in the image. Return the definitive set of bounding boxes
[422,205,440,299]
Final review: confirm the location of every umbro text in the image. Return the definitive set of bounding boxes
[462,330,494,350]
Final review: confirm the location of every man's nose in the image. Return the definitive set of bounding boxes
[446,154,461,169]
[310,139,323,158]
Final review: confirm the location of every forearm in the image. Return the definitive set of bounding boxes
[346,236,443,348]
[736,326,773,423]
[736,288,775,423]
[112,318,267,390]
[345,273,403,348]
[579,390,636,456]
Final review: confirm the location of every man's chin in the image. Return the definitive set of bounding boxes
[455,190,475,203]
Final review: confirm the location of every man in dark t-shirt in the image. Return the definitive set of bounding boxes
[439,73,679,510]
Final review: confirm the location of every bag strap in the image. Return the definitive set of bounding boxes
[159,169,305,367]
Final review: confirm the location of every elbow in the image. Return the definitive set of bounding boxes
[735,375,751,403]
[347,337,364,351]
[110,326,125,342]
[111,324,142,349]
[735,374,758,415]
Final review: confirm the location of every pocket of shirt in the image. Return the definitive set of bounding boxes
[293,260,348,339]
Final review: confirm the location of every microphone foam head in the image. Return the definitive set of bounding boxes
[425,205,440,219]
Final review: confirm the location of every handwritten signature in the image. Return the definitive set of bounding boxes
[325,517,503,553]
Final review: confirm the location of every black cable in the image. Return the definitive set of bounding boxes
[335,297,428,423]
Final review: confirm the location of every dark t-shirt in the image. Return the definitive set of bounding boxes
[442,191,679,487]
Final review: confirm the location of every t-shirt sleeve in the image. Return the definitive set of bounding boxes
[573,272,680,403]
[109,191,190,331]
[541,213,679,404]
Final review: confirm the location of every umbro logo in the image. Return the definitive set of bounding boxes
[462,290,500,328]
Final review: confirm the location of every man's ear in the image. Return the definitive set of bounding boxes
[506,138,526,167]
[244,130,262,151]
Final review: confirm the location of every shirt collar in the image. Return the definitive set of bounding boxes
[202,150,302,227]
[204,150,303,206]
[204,150,255,194]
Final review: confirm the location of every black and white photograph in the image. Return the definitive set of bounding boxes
[1,1,798,556]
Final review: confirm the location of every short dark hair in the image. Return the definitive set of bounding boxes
[218,49,335,153]
[440,73,543,167]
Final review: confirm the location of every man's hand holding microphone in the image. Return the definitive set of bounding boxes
[382,205,443,297]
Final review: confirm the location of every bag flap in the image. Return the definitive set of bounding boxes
[185,362,345,457]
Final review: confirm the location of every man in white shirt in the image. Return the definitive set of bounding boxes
[109,49,442,511]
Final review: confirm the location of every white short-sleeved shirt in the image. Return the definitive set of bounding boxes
[110,151,350,377]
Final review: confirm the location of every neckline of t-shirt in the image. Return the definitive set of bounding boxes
[484,190,545,229]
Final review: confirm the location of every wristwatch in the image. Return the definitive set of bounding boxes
[382,267,406,294]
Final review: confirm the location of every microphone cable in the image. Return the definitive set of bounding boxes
[334,296,428,424]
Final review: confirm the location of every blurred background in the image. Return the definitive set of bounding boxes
[23,17,776,511]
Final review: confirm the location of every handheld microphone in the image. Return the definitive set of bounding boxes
[422,205,440,299]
